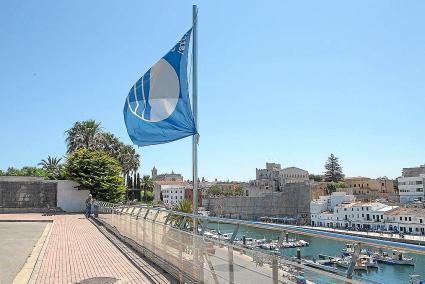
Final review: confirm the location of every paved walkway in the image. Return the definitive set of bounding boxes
[0,214,174,284]
[304,225,425,244]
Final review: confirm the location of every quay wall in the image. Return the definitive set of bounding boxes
[207,183,311,222]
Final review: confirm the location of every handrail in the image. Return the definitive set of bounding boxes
[94,201,425,255]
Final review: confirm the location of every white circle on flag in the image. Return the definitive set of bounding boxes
[144,58,180,122]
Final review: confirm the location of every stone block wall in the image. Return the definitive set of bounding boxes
[207,183,311,222]
[0,177,57,209]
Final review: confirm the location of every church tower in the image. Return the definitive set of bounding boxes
[151,166,157,180]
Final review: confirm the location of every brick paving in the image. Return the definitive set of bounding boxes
[0,214,174,284]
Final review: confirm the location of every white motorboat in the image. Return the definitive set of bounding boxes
[375,251,415,266]
[335,257,368,271]
[359,255,378,268]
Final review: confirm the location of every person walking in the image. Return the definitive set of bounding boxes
[85,194,93,218]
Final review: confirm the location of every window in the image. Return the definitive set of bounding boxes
[409,217,412,221]
[420,219,423,224]
[405,217,408,221]
[400,217,402,221]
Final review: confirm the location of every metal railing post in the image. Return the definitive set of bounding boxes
[272,255,279,284]
[228,246,235,284]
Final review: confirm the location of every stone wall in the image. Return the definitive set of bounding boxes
[0,177,88,212]
[207,183,311,222]
[0,176,57,209]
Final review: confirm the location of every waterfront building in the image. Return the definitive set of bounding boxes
[383,207,425,234]
[310,192,356,216]
[343,176,396,200]
[398,174,425,203]
[310,194,425,235]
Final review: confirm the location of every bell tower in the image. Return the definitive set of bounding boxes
[151,166,157,180]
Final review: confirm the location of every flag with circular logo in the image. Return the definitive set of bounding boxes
[124,29,197,146]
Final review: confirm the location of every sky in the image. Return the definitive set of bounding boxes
[0,0,424,181]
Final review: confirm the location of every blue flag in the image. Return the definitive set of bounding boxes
[124,29,197,147]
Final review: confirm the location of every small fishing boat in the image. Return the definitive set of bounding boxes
[342,243,355,256]
[335,257,368,271]
[359,255,378,268]
[375,251,415,266]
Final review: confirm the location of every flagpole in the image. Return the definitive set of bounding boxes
[192,4,199,228]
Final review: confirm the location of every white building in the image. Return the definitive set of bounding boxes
[310,192,356,215]
[311,199,398,230]
[398,174,425,203]
[310,195,425,235]
[160,184,186,208]
[383,207,425,235]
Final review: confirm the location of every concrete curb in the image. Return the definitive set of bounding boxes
[12,222,53,284]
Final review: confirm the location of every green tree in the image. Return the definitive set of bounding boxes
[309,174,323,182]
[234,186,244,196]
[38,156,62,179]
[169,199,193,229]
[118,144,140,177]
[1,166,47,177]
[98,132,121,159]
[65,120,102,154]
[65,148,126,202]
[65,123,140,176]
[208,185,223,196]
[141,175,154,203]
[325,183,336,195]
[5,167,21,176]
[20,166,48,178]
[324,153,344,182]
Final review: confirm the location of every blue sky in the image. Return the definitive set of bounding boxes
[0,1,424,181]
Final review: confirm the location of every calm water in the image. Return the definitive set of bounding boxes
[208,223,425,284]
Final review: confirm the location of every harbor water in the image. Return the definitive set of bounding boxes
[208,223,425,284]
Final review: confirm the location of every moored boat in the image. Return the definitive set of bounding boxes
[375,251,415,266]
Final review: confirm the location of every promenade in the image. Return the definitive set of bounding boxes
[305,225,425,245]
[0,214,175,284]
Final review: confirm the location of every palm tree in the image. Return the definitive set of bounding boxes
[38,156,62,179]
[98,132,121,160]
[169,199,193,229]
[118,144,140,176]
[141,175,154,203]
[65,120,102,154]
